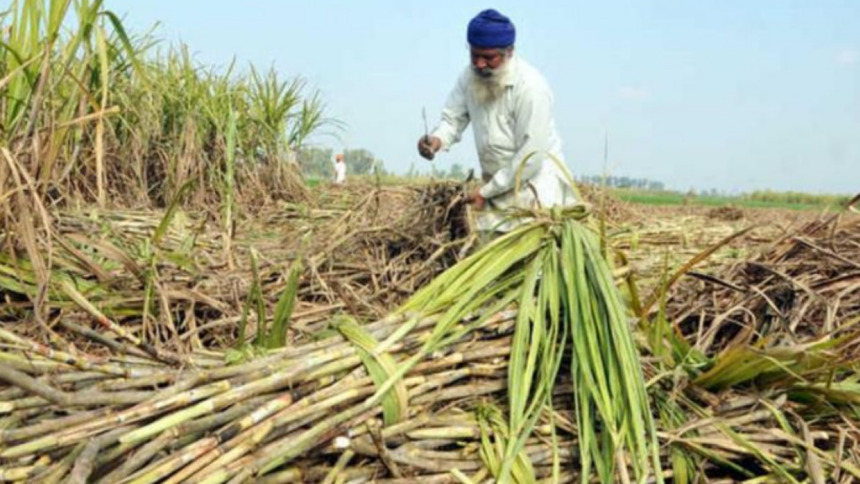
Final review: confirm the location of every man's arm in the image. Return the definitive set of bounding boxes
[419,71,472,160]
[479,79,554,199]
[432,73,471,149]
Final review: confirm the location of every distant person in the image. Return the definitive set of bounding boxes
[334,153,347,185]
[417,8,576,234]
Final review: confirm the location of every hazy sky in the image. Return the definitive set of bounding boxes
[106,1,859,195]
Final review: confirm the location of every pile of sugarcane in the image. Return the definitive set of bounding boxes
[0,207,668,483]
[0,310,540,483]
[0,182,472,350]
[4,197,860,482]
[297,180,473,315]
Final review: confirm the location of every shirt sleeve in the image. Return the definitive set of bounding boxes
[431,72,471,149]
[479,78,554,199]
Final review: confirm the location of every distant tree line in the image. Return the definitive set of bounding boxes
[405,162,470,181]
[575,175,851,206]
[742,190,852,207]
[298,146,386,179]
[576,175,665,191]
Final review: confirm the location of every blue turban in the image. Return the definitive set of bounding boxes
[467,9,516,49]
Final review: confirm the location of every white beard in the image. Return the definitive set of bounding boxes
[470,61,511,106]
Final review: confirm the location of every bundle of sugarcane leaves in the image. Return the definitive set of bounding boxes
[0,205,663,483]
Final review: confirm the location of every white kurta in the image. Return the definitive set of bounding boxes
[431,55,576,231]
[334,161,347,184]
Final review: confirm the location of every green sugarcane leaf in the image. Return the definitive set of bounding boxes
[266,261,302,349]
[335,319,409,426]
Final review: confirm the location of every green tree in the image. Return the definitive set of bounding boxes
[344,148,379,175]
[448,162,466,180]
[298,146,334,179]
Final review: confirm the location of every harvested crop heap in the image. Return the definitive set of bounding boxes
[294,181,472,317]
[0,207,667,483]
[0,182,471,350]
[0,311,527,483]
[2,177,860,483]
[670,212,860,350]
[656,211,860,482]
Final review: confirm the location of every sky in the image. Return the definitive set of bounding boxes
[105,1,860,195]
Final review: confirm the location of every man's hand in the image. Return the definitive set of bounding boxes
[417,135,442,160]
[467,189,486,210]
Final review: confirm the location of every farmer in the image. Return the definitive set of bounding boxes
[334,153,347,185]
[417,8,576,234]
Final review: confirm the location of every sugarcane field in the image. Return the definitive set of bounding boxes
[2,2,860,483]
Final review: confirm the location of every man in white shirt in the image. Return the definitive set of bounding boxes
[417,9,576,233]
[334,153,347,185]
